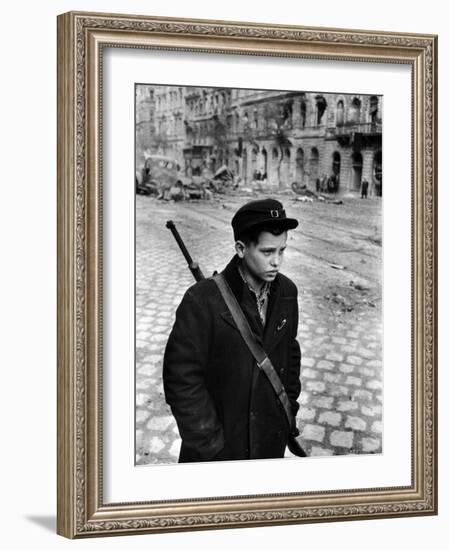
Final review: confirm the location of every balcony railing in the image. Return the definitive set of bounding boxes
[185,136,215,147]
[333,122,382,136]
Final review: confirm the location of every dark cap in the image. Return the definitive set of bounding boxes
[231,198,298,241]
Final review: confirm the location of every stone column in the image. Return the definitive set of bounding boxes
[292,97,302,129]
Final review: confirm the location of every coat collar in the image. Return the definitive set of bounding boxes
[222,254,280,302]
[222,254,245,303]
[221,255,287,351]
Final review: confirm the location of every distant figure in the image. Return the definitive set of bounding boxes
[361,178,369,199]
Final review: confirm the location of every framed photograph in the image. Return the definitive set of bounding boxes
[57,11,437,538]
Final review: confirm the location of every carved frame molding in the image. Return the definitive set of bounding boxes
[57,11,437,538]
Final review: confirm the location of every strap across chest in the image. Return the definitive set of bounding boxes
[213,273,294,430]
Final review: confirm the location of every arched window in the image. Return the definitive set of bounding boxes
[336,100,345,126]
[253,108,258,130]
[296,148,304,183]
[283,148,292,180]
[261,148,268,178]
[350,98,361,124]
[300,101,307,128]
[315,95,327,125]
[370,96,379,123]
[272,147,279,160]
[282,101,293,127]
[243,111,249,130]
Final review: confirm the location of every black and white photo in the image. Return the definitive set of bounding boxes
[135,84,383,465]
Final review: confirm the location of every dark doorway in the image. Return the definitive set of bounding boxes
[310,147,319,186]
[330,151,341,193]
[373,150,382,196]
[352,152,363,191]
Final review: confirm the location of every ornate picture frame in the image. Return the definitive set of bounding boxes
[57,11,437,538]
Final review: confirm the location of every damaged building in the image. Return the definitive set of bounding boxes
[136,85,382,197]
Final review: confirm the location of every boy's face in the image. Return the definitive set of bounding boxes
[236,230,288,286]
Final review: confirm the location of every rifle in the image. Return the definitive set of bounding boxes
[166,220,206,282]
[166,220,307,458]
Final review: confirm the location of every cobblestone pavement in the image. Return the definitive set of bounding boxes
[135,192,382,465]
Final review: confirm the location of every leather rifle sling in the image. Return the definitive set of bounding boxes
[214,273,295,431]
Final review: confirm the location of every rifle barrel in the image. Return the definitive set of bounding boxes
[166,220,194,265]
[166,220,205,282]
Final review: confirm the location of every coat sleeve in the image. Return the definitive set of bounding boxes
[286,290,301,422]
[163,287,225,460]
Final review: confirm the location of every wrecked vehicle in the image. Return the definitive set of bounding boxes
[209,165,235,193]
[136,155,190,198]
[183,175,211,200]
[135,172,158,196]
[291,181,318,198]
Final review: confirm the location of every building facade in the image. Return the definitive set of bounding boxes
[136,85,382,196]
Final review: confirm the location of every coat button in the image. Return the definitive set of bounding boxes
[280,368,285,375]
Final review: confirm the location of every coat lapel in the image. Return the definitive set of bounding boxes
[219,255,289,352]
[219,299,264,347]
[264,301,290,353]
[219,309,239,332]
[219,255,245,334]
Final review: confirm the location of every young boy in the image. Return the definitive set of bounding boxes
[163,198,301,462]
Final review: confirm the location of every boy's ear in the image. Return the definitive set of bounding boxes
[235,240,245,259]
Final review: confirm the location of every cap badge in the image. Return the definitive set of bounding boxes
[270,210,280,218]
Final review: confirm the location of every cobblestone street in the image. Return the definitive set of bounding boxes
[135,193,383,465]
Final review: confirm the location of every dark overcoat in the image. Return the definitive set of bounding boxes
[163,255,301,462]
